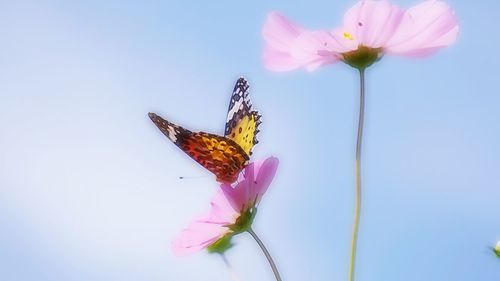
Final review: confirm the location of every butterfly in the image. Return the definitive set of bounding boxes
[149,77,261,184]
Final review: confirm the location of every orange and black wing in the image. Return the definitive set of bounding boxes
[224,77,261,156]
[149,112,249,183]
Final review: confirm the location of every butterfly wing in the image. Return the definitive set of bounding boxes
[224,77,261,156]
[149,112,248,183]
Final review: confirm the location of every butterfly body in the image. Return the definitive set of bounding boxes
[149,77,260,184]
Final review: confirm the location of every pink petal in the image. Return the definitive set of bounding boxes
[171,219,229,256]
[172,190,239,256]
[221,162,256,211]
[291,31,342,71]
[343,0,404,48]
[263,12,304,51]
[263,12,342,71]
[208,189,239,223]
[327,27,362,52]
[220,181,247,212]
[251,157,279,204]
[263,12,305,71]
[385,0,459,56]
[263,47,303,71]
[303,59,338,72]
[221,157,280,211]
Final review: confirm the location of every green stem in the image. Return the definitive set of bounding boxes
[248,228,282,281]
[349,68,365,281]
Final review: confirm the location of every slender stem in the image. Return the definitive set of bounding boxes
[220,254,242,281]
[348,68,365,281]
[247,228,282,281]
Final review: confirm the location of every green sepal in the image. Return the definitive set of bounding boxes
[494,247,500,258]
[207,207,258,254]
[229,207,257,234]
[207,235,234,254]
[342,46,382,70]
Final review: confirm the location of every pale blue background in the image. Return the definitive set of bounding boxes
[0,0,499,280]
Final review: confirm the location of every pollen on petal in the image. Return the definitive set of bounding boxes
[343,32,354,40]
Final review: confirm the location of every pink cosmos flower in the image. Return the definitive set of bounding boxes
[172,157,279,255]
[263,0,459,71]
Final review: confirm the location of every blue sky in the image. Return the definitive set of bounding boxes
[0,0,499,280]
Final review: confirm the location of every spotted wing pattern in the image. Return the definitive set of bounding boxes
[149,112,249,183]
[224,77,261,156]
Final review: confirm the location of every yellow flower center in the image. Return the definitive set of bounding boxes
[343,32,354,41]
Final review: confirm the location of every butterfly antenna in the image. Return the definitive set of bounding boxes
[179,175,209,180]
